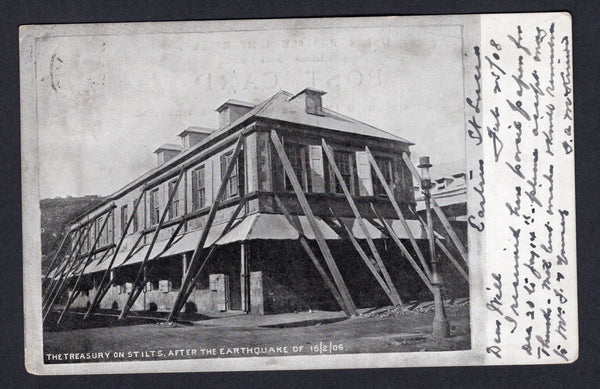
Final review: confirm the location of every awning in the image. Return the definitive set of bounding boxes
[80,213,435,274]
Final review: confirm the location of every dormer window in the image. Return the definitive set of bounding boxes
[178,127,214,149]
[154,143,182,166]
[288,87,326,116]
[215,99,255,128]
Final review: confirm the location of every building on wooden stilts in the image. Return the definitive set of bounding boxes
[44,87,468,323]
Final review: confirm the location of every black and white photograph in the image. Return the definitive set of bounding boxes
[20,13,577,374]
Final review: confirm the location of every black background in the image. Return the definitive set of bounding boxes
[1,1,598,387]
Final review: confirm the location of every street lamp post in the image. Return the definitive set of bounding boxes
[418,156,450,338]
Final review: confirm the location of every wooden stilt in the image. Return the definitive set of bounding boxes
[402,153,468,264]
[413,213,469,282]
[271,132,356,316]
[370,202,434,294]
[326,205,401,306]
[44,222,94,320]
[176,197,249,312]
[43,223,92,311]
[366,146,432,279]
[167,136,244,322]
[58,208,114,324]
[274,194,346,311]
[322,139,403,307]
[85,189,146,319]
[119,169,185,319]
[43,229,72,288]
[43,228,83,303]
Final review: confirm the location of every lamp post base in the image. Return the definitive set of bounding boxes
[433,318,450,338]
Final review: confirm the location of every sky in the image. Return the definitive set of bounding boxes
[35,23,466,198]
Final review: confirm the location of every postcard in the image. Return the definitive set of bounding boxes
[20,13,576,374]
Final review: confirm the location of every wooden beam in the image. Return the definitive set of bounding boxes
[176,197,249,311]
[272,131,357,316]
[401,153,468,264]
[327,205,401,306]
[43,222,94,320]
[43,222,92,312]
[68,203,117,231]
[119,169,185,319]
[274,194,346,311]
[43,229,72,287]
[84,188,146,319]
[58,208,114,324]
[370,202,434,294]
[167,135,244,322]
[43,227,83,302]
[321,139,403,307]
[366,146,432,279]
[413,213,469,282]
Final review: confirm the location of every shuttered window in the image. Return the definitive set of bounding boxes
[355,151,374,196]
[283,143,308,192]
[373,157,393,196]
[120,205,128,234]
[132,207,138,232]
[309,145,325,193]
[221,152,239,198]
[192,166,206,210]
[333,151,352,194]
[168,179,179,219]
[150,188,160,225]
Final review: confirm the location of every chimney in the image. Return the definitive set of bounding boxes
[154,143,183,166]
[215,99,255,129]
[178,126,214,150]
[288,87,326,115]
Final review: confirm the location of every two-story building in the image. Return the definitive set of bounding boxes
[52,87,438,318]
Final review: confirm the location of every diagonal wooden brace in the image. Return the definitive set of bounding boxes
[274,195,346,311]
[177,197,249,307]
[119,169,185,319]
[326,205,401,306]
[370,202,434,294]
[272,132,356,316]
[58,208,114,324]
[413,212,469,282]
[366,146,432,279]
[43,222,95,320]
[85,188,146,319]
[322,139,403,307]
[43,229,72,288]
[402,153,468,265]
[167,135,244,322]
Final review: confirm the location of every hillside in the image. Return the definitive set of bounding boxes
[40,195,105,272]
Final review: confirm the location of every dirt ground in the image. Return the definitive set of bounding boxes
[43,302,470,364]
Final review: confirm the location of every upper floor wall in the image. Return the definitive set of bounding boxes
[70,119,415,255]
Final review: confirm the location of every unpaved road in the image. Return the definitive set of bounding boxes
[43,304,470,363]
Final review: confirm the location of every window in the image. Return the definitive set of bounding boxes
[192,166,206,210]
[284,143,308,191]
[107,211,114,244]
[221,152,239,198]
[333,151,352,194]
[373,157,393,196]
[120,205,128,234]
[98,216,107,247]
[168,180,179,219]
[150,188,160,225]
[132,208,138,232]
